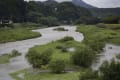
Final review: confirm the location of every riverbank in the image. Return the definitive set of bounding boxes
[77,24,120,69]
[0,24,41,43]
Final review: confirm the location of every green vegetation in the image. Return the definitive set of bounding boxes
[26,49,53,68]
[101,16,120,24]
[116,53,120,59]
[11,69,80,80]
[21,36,96,79]
[100,60,120,80]
[79,69,98,80]
[26,37,84,68]
[39,16,59,27]
[97,23,120,30]
[72,47,95,68]
[77,24,120,48]
[13,23,44,29]
[0,50,21,64]
[0,0,92,27]
[58,36,74,42]
[11,24,120,80]
[76,24,120,80]
[54,27,68,31]
[0,28,41,43]
[49,59,66,73]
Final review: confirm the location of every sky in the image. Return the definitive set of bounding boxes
[25,0,120,8]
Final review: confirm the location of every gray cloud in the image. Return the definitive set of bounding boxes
[25,0,120,8]
[83,0,120,8]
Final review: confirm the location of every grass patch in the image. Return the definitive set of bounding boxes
[53,27,68,31]
[0,54,12,64]
[0,50,21,64]
[116,53,120,59]
[27,39,85,68]
[77,24,120,46]
[0,28,41,43]
[13,23,45,30]
[97,23,120,30]
[11,69,80,80]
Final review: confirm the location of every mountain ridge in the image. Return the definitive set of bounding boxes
[72,0,97,8]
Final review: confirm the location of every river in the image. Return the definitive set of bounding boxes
[0,25,84,80]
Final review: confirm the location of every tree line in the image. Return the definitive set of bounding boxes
[0,0,92,27]
[0,0,119,27]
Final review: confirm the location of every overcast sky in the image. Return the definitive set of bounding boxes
[25,0,120,8]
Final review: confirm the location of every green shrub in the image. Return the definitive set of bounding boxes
[96,23,106,28]
[0,28,41,43]
[0,50,21,64]
[61,47,68,52]
[10,50,21,57]
[39,16,59,27]
[58,36,74,42]
[88,40,105,52]
[116,53,120,59]
[56,44,63,49]
[26,49,53,68]
[101,16,120,24]
[79,70,98,80]
[56,44,68,52]
[54,27,68,31]
[100,60,120,80]
[72,47,95,68]
[49,59,66,73]
[0,24,14,28]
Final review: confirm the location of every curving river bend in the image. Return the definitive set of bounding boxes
[0,25,84,80]
[0,25,120,80]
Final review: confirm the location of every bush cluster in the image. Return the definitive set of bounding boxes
[79,70,98,80]
[72,47,95,68]
[49,59,66,73]
[58,36,74,42]
[26,49,53,68]
[54,27,68,31]
[100,60,120,80]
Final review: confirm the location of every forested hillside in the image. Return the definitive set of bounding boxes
[0,0,92,27]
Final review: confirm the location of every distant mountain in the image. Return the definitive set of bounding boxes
[43,0,58,5]
[72,0,96,8]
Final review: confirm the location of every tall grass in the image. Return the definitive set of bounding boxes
[0,28,41,43]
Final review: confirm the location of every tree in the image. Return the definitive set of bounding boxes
[26,49,53,68]
[49,59,66,73]
[39,16,59,26]
[57,2,92,24]
[75,17,100,25]
[0,0,27,25]
[27,11,43,23]
[100,60,120,80]
[101,16,120,24]
[79,70,98,80]
[72,47,95,68]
